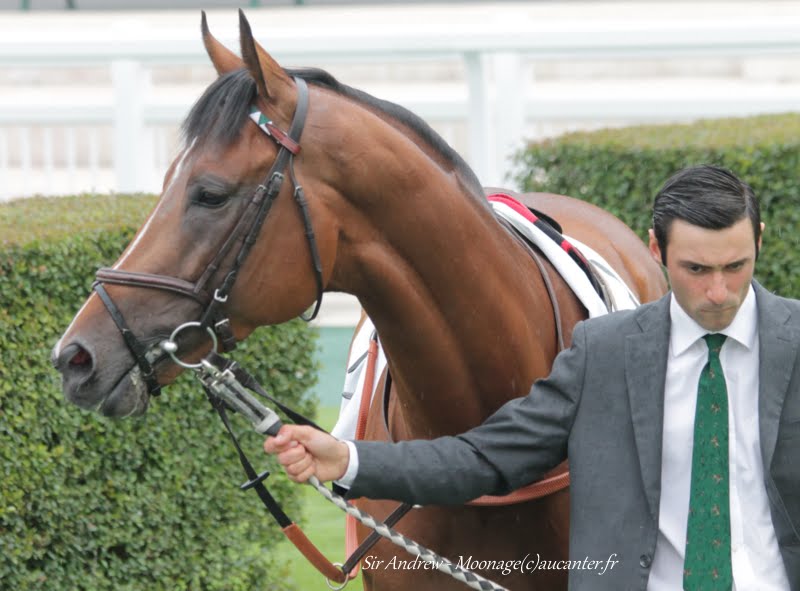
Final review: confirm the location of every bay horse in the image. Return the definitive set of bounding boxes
[52,11,667,591]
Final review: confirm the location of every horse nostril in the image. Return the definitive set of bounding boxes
[69,347,92,368]
[57,343,94,374]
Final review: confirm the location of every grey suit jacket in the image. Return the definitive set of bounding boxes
[350,281,800,590]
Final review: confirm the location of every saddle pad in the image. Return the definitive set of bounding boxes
[489,193,639,318]
[564,235,641,312]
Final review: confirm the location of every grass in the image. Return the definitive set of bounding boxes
[272,405,364,590]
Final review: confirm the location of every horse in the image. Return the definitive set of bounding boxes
[52,11,667,591]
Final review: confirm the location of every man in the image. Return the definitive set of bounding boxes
[265,165,798,590]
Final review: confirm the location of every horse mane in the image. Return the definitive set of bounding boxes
[181,67,485,198]
[287,67,485,197]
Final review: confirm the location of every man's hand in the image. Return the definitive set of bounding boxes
[264,425,350,483]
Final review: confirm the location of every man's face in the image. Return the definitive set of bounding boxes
[649,217,763,332]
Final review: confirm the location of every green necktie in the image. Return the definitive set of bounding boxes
[683,333,732,591]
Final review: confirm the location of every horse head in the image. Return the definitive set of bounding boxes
[53,12,340,417]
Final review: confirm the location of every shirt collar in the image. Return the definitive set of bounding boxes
[669,284,757,357]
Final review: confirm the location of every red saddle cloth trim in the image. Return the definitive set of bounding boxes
[487,191,605,304]
[488,192,540,224]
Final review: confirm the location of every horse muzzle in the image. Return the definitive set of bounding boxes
[52,338,153,418]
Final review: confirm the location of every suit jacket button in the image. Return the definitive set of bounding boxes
[639,554,652,568]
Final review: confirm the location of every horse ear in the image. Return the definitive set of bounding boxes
[238,9,293,101]
[201,11,243,75]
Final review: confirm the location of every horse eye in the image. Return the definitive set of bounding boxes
[193,189,228,209]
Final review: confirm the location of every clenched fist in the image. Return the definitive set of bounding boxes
[264,425,350,483]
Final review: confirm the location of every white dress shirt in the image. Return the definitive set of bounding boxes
[338,287,789,587]
[338,439,359,488]
[648,287,789,590]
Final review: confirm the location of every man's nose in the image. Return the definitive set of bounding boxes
[706,273,728,305]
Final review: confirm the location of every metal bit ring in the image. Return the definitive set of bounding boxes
[161,322,218,369]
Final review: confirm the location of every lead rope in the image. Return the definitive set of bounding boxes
[160,324,508,591]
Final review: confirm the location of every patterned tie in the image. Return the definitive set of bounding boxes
[683,333,732,591]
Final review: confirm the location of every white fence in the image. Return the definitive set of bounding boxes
[1,1,800,201]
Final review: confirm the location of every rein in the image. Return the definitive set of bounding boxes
[93,77,324,397]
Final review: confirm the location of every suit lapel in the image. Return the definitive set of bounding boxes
[625,295,671,520]
[754,283,798,470]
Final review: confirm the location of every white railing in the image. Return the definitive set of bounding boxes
[1,1,800,201]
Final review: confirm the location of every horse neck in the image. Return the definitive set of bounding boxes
[321,122,559,437]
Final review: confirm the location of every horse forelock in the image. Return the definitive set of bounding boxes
[181,69,257,148]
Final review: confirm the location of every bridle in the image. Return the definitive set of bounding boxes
[93,77,323,397]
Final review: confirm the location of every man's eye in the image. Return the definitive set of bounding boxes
[194,190,228,208]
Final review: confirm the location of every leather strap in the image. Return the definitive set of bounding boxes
[345,332,378,579]
[205,351,325,431]
[467,470,570,506]
[497,216,566,351]
[342,332,413,579]
[203,359,348,584]
[283,523,346,583]
[342,502,413,576]
[93,283,161,396]
[95,268,210,304]
[353,334,378,441]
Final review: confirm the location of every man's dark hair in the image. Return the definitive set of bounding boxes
[652,164,761,265]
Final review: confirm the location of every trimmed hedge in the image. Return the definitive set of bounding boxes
[511,113,800,297]
[0,194,319,590]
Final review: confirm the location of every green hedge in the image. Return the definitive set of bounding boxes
[511,113,800,297]
[0,194,319,590]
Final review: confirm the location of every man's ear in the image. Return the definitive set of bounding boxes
[648,229,664,266]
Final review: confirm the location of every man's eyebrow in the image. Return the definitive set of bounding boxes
[677,257,750,269]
